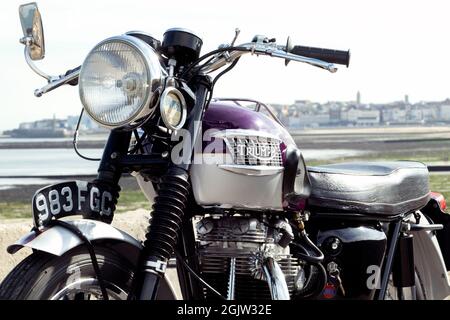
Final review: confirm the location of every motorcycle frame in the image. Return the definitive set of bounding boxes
[95,127,445,299]
[23,74,444,300]
[7,104,450,300]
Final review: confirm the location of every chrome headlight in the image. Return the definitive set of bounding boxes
[79,35,164,128]
[160,87,187,130]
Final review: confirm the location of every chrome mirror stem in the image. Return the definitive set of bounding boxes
[23,46,53,81]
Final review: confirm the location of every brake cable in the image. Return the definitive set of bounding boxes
[180,46,248,79]
[49,220,109,300]
[73,108,101,161]
[174,251,226,300]
[204,56,242,109]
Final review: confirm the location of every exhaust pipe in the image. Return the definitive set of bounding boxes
[262,257,290,300]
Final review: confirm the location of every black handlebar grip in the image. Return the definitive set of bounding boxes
[65,65,81,86]
[291,45,350,67]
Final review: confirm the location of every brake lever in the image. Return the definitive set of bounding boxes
[270,49,338,73]
[34,68,80,97]
[247,42,338,73]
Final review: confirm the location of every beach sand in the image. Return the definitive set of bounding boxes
[0,209,149,282]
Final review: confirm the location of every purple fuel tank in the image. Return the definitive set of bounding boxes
[190,100,296,210]
[202,101,296,151]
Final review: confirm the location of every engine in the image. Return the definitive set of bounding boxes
[195,214,303,299]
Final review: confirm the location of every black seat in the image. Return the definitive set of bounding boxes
[307,161,430,216]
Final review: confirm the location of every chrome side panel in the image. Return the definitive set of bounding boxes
[411,213,450,299]
[190,154,284,210]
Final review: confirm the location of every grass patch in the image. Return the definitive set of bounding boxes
[115,190,151,213]
[0,175,449,219]
[429,174,450,201]
[0,201,31,220]
[0,190,151,220]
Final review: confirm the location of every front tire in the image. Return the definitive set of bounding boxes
[0,246,135,300]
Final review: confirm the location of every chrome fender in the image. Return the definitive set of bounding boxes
[7,219,178,300]
[7,219,142,256]
[411,213,450,300]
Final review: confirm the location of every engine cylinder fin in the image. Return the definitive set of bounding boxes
[199,255,298,300]
[197,215,301,300]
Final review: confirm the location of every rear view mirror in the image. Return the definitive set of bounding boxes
[19,2,45,60]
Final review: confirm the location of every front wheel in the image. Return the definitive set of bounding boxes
[0,246,135,300]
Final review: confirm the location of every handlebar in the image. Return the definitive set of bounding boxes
[198,41,341,75]
[34,67,80,97]
[33,35,350,97]
[290,45,350,67]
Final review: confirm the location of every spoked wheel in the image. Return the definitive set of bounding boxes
[51,278,128,300]
[0,246,135,300]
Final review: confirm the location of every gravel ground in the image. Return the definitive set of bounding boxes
[0,209,182,299]
[0,209,148,282]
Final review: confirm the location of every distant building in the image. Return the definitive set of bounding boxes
[289,114,331,128]
[7,97,450,135]
[6,115,69,138]
[422,107,438,122]
[382,107,406,124]
[439,105,450,121]
[66,115,104,132]
[341,108,380,126]
[277,97,450,128]
[5,113,106,138]
[329,107,341,124]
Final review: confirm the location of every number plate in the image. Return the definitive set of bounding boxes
[32,181,116,228]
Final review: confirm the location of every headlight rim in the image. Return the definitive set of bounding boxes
[159,86,187,131]
[79,34,164,129]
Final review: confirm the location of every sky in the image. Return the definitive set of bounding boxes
[0,0,450,131]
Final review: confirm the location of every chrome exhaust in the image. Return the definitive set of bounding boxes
[262,257,290,300]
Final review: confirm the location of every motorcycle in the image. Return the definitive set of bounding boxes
[1,2,450,300]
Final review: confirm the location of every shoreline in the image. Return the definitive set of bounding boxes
[0,175,140,203]
[0,141,105,149]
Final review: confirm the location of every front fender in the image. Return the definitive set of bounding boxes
[6,219,179,300]
[7,219,142,256]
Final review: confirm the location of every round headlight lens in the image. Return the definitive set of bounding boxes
[79,35,163,128]
[160,87,187,130]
